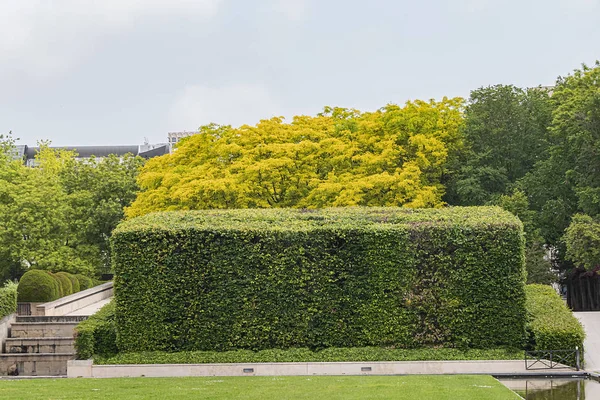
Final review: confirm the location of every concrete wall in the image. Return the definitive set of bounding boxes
[0,314,16,353]
[68,359,564,379]
[36,282,113,317]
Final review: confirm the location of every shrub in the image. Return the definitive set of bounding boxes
[0,281,18,319]
[53,272,73,297]
[75,274,94,291]
[97,347,524,365]
[66,272,80,293]
[74,300,117,359]
[525,284,585,365]
[17,270,59,302]
[112,207,526,353]
[48,273,63,298]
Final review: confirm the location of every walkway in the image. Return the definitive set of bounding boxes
[574,312,600,372]
[66,297,112,316]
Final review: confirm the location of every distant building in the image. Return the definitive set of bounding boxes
[15,143,170,167]
[168,131,198,145]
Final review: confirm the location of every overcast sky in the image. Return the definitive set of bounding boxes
[1,0,598,146]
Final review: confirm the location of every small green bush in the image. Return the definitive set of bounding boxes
[75,300,117,359]
[0,281,18,319]
[75,275,94,291]
[17,270,59,302]
[525,284,585,365]
[97,347,524,365]
[48,273,63,298]
[66,272,80,293]
[54,272,73,297]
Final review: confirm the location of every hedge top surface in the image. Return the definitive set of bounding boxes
[116,206,521,233]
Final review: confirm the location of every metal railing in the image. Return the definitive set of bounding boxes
[525,347,580,371]
[17,303,31,316]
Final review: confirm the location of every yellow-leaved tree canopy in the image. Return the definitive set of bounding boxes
[126,99,464,217]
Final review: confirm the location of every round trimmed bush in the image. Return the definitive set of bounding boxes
[17,270,59,302]
[48,273,63,298]
[54,272,73,297]
[75,274,94,291]
[66,273,80,293]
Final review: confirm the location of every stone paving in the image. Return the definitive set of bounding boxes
[574,312,600,372]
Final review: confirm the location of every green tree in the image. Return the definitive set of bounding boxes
[0,137,143,280]
[565,214,600,270]
[127,99,465,217]
[521,62,600,271]
[496,190,556,284]
[59,154,144,273]
[444,85,553,206]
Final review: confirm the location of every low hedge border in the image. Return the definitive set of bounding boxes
[0,281,18,320]
[525,284,585,365]
[96,347,524,365]
[75,300,117,359]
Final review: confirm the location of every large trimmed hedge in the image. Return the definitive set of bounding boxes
[0,281,18,319]
[112,207,526,352]
[525,284,585,361]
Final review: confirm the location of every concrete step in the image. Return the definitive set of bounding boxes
[0,353,75,376]
[16,316,87,323]
[10,322,79,339]
[4,337,75,354]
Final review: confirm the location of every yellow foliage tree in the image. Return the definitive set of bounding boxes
[126,98,464,217]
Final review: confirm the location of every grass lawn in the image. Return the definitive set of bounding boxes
[0,375,519,399]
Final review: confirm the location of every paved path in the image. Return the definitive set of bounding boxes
[65,297,112,316]
[574,312,600,371]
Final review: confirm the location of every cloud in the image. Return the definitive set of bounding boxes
[0,0,222,81]
[457,0,492,14]
[273,0,309,21]
[168,83,283,130]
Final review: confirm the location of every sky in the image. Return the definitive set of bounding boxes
[1,0,599,146]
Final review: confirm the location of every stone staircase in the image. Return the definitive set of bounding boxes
[0,315,87,376]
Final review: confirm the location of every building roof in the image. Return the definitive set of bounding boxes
[20,144,170,161]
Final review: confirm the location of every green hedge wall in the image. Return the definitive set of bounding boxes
[74,300,117,359]
[525,284,585,359]
[112,207,526,352]
[0,282,18,320]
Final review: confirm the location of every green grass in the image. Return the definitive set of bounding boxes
[96,347,524,364]
[0,376,519,399]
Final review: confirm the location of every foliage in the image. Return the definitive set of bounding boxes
[521,63,600,270]
[112,207,526,353]
[0,281,17,319]
[126,100,464,217]
[53,272,73,296]
[74,300,117,359]
[0,135,143,280]
[525,284,584,364]
[496,190,556,284]
[16,270,59,302]
[75,274,94,291]
[444,85,552,206]
[59,154,144,274]
[565,214,600,270]
[0,376,521,400]
[67,272,80,292]
[98,347,522,365]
